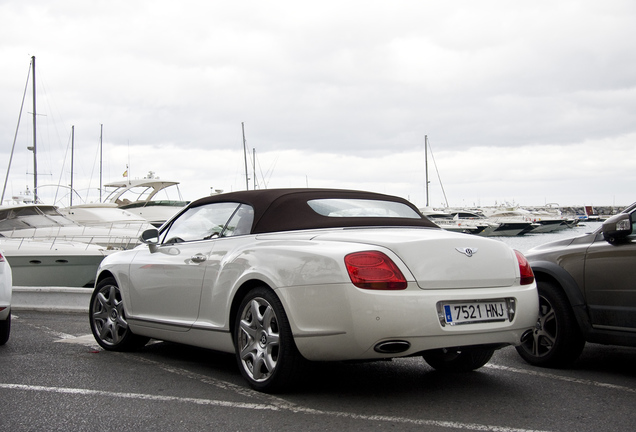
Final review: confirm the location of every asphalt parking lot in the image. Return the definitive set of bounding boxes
[1,311,635,432]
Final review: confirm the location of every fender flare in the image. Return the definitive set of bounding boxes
[529,260,592,334]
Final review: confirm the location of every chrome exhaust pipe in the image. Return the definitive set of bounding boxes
[520,329,533,343]
[374,340,411,354]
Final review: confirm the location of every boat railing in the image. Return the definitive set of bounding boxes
[0,228,140,250]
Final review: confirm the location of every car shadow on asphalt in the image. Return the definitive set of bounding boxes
[296,358,519,396]
[135,340,238,375]
[499,344,636,381]
[133,341,519,396]
[573,343,636,377]
[130,340,636,396]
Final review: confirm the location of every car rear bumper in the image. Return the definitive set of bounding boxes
[277,282,539,361]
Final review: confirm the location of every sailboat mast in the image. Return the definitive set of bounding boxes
[31,56,38,203]
[253,148,256,190]
[70,125,74,206]
[2,58,32,204]
[99,124,103,202]
[425,135,429,207]
[242,122,249,190]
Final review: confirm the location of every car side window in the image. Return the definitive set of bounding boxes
[161,202,241,244]
[222,205,254,237]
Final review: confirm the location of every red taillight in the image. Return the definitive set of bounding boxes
[515,250,535,285]
[0,252,5,262]
[344,251,407,290]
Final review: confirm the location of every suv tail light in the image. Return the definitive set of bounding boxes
[515,250,535,285]
[0,252,5,262]
[345,251,407,290]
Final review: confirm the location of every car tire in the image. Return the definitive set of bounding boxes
[515,281,585,367]
[0,312,10,345]
[234,287,303,392]
[423,347,494,372]
[89,277,149,351]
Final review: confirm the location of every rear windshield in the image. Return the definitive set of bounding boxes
[307,198,422,218]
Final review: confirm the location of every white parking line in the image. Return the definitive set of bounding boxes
[59,331,635,398]
[0,382,550,432]
[485,363,636,394]
[0,383,278,410]
[49,333,630,429]
[10,316,628,431]
[54,334,99,345]
[41,331,636,430]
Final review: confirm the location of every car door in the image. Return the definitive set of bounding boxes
[196,204,255,326]
[584,210,636,331]
[127,202,241,329]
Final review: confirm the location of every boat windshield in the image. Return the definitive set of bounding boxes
[104,183,184,205]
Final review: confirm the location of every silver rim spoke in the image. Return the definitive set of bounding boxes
[523,294,557,358]
[238,296,280,383]
[91,283,128,346]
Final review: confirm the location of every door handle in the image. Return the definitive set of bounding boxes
[190,253,207,263]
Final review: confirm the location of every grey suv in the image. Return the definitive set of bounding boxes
[516,202,636,367]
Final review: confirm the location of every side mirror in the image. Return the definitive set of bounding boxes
[602,213,632,244]
[140,228,160,245]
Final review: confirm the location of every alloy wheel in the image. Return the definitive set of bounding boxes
[523,294,557,358]
[237,297,280,382]
[91,283,129,347]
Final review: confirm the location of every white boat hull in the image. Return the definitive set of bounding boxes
[0,238,110,287]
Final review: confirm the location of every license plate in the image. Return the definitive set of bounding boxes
[442,300,509,325]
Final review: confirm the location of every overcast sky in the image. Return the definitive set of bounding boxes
[1,0,635,209]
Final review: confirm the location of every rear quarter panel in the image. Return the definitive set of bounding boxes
[196,233,402,329]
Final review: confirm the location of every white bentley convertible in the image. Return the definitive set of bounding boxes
[90,189,538,392]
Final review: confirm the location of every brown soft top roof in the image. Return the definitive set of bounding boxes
[185,188,438,234]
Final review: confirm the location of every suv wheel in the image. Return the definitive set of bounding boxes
[516,281,585,367]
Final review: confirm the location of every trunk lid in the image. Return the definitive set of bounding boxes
[314,227,518,289]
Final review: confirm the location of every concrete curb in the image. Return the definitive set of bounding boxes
[12,287,91,313]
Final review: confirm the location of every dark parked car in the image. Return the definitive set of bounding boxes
[516,202,636,367]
